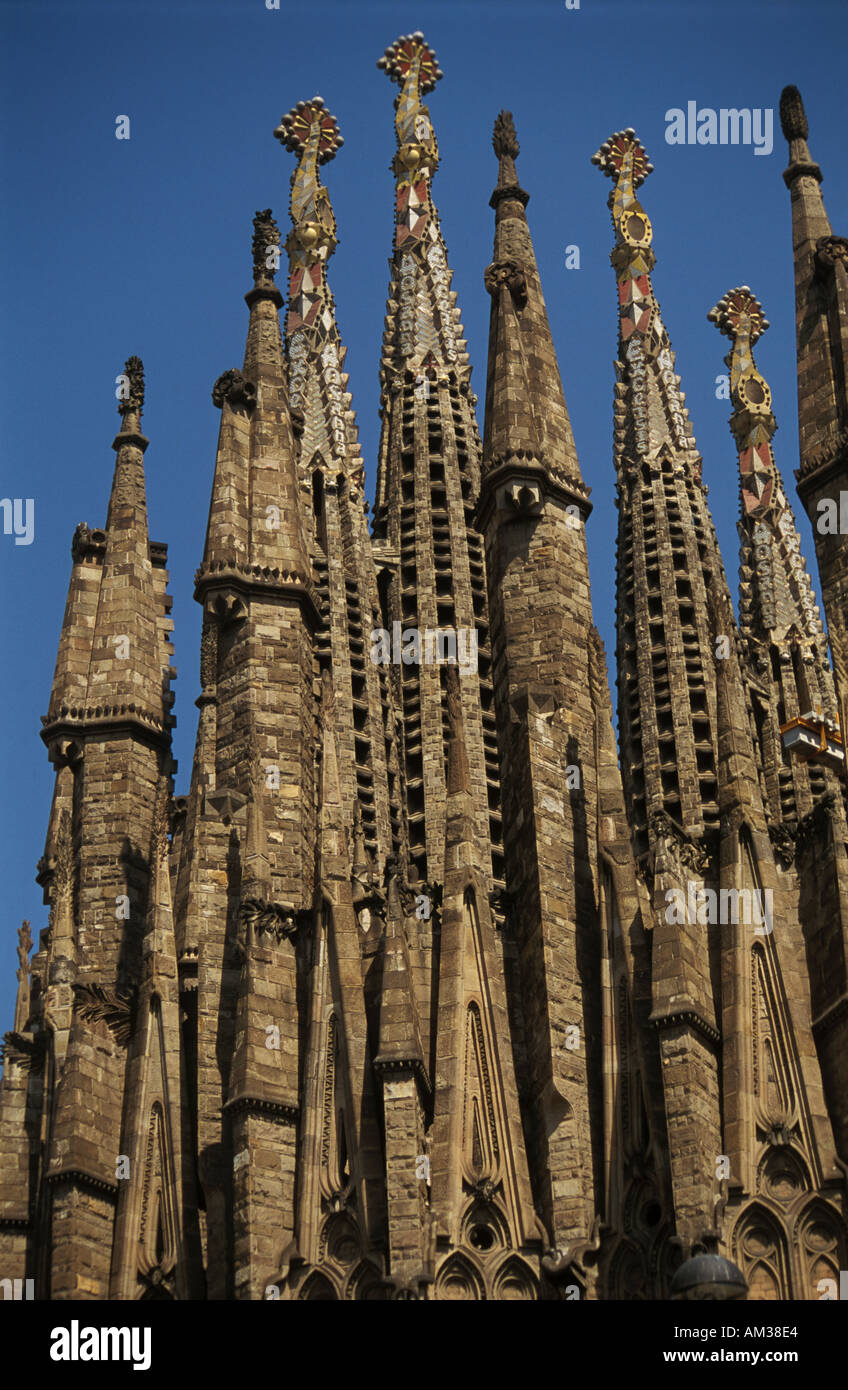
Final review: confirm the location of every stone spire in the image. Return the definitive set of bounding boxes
[274,96,353,477]
[198,212,314,596]
[43,357,172,750]
[20,362,178,1299]
[478,114,654,1273]
[709,286,841,818]
[177,213,319,1298]
[483,111,584,487]
[372,31,503,923]
[593,129,734,857]
[595,129,734,1252]
[276,97,400,872]
[779,86,848,759]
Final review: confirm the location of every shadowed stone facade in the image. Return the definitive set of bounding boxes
[0,43,845,1300]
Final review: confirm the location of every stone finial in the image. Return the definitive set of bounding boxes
[16,921,32,976]
[779,86,808,142]
[708,286,770,345]
[490,109,527,206]
[274,96,343,166]
[13,920,33,1033]
[252,208,280,283]
[117,355,144,418]
[493,110,519,160]
[377,32,442,92]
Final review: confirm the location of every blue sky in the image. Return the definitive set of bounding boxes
[1,0,846,1022]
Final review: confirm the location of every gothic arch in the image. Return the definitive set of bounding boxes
[731,1202,792,1300]
[491,1255,538,1300]
[323,1210,361,1268]
[756,1144,810,1206]
[299,1271,339,1301]
[607,1237,649,1300]
[460,1196,510,1256]
[434,1251,485,1301]
[794,1198,846,1300]
[344,1258,384,1302]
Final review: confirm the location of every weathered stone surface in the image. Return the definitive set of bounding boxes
[1,65,846,1304]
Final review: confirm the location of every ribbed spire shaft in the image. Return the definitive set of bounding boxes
[372,32,503,904]
[276,98,401,872]
[594,129,735,859]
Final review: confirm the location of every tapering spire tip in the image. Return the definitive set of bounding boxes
[779,86,808,142]
[252,208,280,284]
[493,110,519,160]
[117,356,144,419]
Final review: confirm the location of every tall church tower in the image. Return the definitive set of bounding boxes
[0,363,182,1299]
[595,128,847,1294]
[1,45,847,1303]
[780,86,848,746]
[478,111,665,1297]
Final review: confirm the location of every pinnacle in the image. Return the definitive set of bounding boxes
[708,287,770,343]
[251,209,280,286]
[592,129,654,186]
[377,32,443,90]
[493,110,519,160]
[779,85,808,142]
[115,355,146,442]
[274,97,343,164]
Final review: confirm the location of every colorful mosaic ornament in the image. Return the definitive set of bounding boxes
[377,31,442,93]
[709,288,775,514]
[274,95,344,166]
[278,98,353,473]
[710,287,823,644]
[596,129,697,467]
[379,31,441,196]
